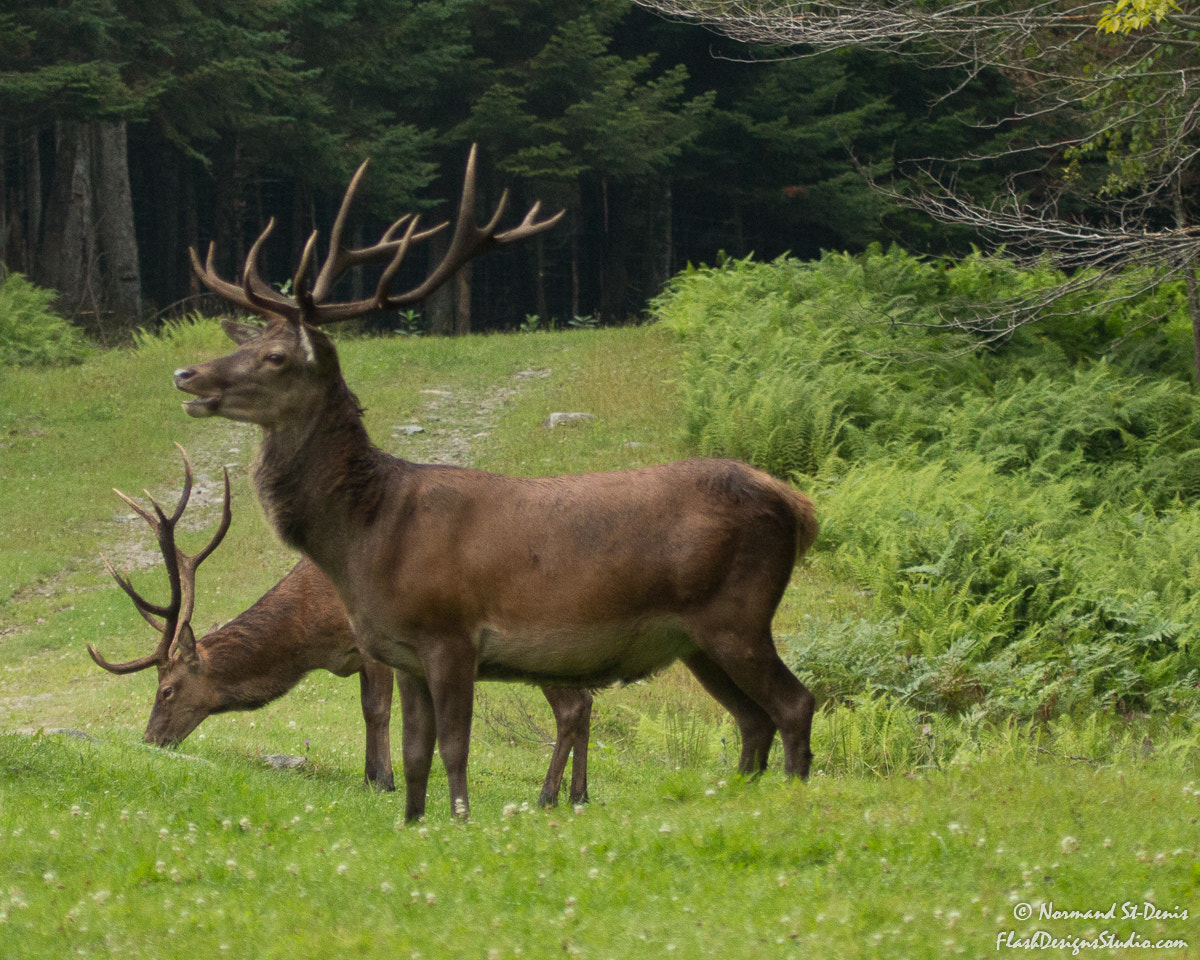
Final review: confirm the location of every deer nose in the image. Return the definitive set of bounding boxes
[174,367,196,386]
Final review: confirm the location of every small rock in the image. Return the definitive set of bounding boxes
[542,412,597,429]
[392,425,425,436]
[263,754,309,770]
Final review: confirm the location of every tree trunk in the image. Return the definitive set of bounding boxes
[534,234,548,321]
[453,260,472,335]
[23,125,43,275]
[0,126,7,270]
[599,179,627,322]
[662,180,673,291]
[37,120,96,322]
[92,121,141,323]
[427,228,454,336]
[570,186,581,318]
[183,158,200,300]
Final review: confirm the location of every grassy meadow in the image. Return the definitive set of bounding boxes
[1,317,1199,958]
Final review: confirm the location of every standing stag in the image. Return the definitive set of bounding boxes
[89,445,592,806]
[174,146,819,820]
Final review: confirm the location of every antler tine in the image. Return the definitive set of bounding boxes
[293,230,321,310]
[240,220,301,320]
[308,160,371,304]
[302,216,444,325]
[306,154,451,311]
[190,467,232,569]
[375,216,427,309]
[113,481,182,622]
[496,200,566,243]
[100,552,170,627]
[87,642,165,676]
[189,221,299,321]
[305,215,447,308]
[168,443,195,525]
[380,144,499,305]
[89,554,167,672]
[377,144,564,309]
[190,245,257,316]
[113,486,158,530]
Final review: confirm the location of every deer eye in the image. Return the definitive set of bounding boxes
[264,352,287,366]
[160,686,175,701]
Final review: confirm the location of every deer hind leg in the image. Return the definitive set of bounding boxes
[397,672,436,821]
[538,688,593,807]
[360,660,396,791]
[567,690,592,805]
[684,650,776,775]
[690,631,815,780]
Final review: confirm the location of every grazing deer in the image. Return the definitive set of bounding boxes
[173,146,818,820]
[89,446,591,806]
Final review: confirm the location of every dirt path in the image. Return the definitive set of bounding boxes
[386,367,551,466]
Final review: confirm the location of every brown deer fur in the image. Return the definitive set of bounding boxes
[173,150,818,819]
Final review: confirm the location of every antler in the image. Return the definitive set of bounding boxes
[88,444,232,675]
[190,144,565,327]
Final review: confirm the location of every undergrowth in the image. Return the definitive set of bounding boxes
[0,271,90,367]
[656,247,1200,721]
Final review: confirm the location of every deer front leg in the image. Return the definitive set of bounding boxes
[359,659,396,791]
[423,643,477,820]
[397,672,436,822]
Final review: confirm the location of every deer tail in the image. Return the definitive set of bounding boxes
[787,487,819,561]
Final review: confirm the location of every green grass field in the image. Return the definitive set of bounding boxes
[1,322,1197,958]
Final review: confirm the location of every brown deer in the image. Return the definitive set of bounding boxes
[173,146,818,820]
[89,446,592,806]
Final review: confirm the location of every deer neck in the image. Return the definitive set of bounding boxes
[199,609,333,711]
[254,376,395,571]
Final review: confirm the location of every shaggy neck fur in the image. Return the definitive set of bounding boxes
[254,367,402,576]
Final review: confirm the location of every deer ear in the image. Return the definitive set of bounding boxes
[221,319,262,345]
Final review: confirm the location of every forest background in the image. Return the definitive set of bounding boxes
[0,0,1068,340]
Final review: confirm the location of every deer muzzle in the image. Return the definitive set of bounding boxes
[174,367,221,418]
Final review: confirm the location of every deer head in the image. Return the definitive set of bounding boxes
[174,145,563,428]
[89,445,232,746]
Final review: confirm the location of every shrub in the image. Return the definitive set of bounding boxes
[656,247,1200,720]
[0,271,90,366]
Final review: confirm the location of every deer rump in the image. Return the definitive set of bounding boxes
[323,457,813,690]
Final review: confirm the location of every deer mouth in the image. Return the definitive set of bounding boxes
[182,395,221,418]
